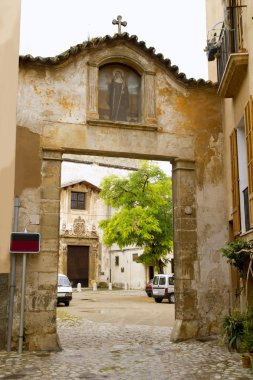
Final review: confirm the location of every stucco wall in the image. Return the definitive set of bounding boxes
[0,0,20,350]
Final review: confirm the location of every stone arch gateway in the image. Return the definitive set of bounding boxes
[14,34,230,350]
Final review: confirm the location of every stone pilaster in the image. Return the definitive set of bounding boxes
[144,71,156,124]
[87,63,99,119]
[24,150,62,351]
[170,159,199,341]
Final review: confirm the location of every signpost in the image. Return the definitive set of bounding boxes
[10,232,40,253]
[9,231,40,353]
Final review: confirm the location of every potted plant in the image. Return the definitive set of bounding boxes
[204,33,221,62]
[241,314,253,368]
[221,309,246,352]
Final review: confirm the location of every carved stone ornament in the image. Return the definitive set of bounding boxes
[184,206,192,215]
[62,217,98,238]
[73,216,86,236]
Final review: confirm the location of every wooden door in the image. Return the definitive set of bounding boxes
[67,245,89,287]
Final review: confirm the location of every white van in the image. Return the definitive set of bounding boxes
[151,274,175,303]
[57,274,72,306]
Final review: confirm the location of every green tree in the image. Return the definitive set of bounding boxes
[99,162,173,273]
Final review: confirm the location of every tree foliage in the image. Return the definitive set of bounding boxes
[220,238,253,308]
[220,239,253,278]
[99,162,173,272]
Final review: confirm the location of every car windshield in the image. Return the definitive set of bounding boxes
[58,276,71,287]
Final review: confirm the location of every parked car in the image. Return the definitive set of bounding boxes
[57,274,72,306]
[151,274,175,303]
[145,279,153,297]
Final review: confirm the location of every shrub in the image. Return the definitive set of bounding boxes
[221,306,253,353]
[221,310,246,352]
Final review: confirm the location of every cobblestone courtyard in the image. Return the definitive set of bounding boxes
[0,291,252,379]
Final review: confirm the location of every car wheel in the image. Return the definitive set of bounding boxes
[148,293,152,297]
[155,298,162,303]
[64,301,70,306]
[169,293,175,304]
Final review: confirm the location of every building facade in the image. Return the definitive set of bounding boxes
[59,174,171,290]
[205,0,253,307]
[0,1,21,350]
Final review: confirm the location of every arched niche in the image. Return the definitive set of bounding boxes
[87,54,156,125]
[98,63,141,123]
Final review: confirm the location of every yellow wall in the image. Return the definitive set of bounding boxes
[205,0,225,81]
[0,1,20,273]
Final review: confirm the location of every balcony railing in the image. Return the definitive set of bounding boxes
[216,5,247,83]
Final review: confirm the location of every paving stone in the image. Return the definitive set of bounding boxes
[0,318,252,379]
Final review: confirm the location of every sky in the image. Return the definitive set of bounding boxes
[19,0,208,80]
[19,0,208,180]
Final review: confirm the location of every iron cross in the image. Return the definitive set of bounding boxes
[112,15,127,34]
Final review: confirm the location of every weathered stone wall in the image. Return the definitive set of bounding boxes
[13,36,229,349]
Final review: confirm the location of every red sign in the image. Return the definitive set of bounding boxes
[10,232,40,253]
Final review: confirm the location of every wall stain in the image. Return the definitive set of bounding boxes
[59,96,75,117]
[15,127,41,195]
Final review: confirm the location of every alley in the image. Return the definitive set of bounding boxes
[0,290,252,380]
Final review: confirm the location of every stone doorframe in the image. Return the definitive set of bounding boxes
[59,234,99,287]
[40,148,200,347]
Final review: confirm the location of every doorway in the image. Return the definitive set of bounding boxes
[67,245,89,287]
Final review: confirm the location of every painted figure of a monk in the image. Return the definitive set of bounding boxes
[108,69,129,121]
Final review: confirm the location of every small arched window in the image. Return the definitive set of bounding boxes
[98,64,141,123]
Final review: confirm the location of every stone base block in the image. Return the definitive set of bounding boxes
[25,333,62,351]
[170,319,199,342]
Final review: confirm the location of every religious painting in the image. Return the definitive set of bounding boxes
[98,64,141,123]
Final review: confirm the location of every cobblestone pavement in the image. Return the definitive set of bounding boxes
[0,291,253,380]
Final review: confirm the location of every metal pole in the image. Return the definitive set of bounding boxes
[18,252,27,354]
[7,197,20,352]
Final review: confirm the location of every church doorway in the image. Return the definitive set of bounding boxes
[67,245,89,287]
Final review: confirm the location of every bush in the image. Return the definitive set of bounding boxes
[241,307,253,353]
[220,239,252,278]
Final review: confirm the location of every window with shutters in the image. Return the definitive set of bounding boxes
[71,191,85,210]
[230,129,241,235]
[244,96,253,229]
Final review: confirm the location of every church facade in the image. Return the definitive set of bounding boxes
[59,177,152,290]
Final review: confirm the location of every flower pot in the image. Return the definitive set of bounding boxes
[241,355,251,368]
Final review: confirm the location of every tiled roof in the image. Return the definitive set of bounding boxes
[19,33,215,87]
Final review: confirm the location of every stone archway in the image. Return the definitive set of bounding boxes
[14,34,230,350]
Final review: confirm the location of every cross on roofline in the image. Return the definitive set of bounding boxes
[112,15,127,34]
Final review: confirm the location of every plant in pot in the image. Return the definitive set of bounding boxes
[221,309,246,352]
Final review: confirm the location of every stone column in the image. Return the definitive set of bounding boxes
[25,150,62,351]
[170,159,199,341]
